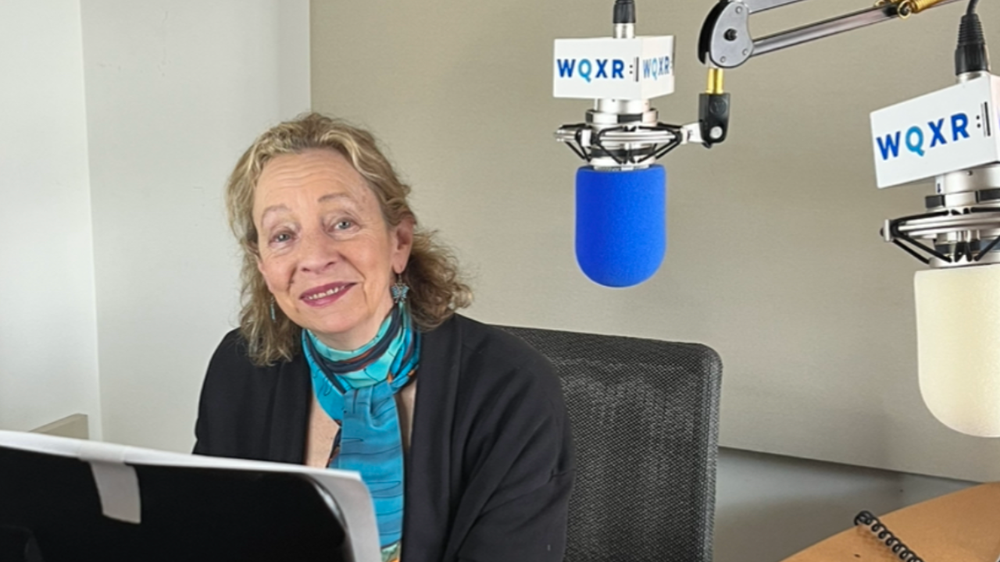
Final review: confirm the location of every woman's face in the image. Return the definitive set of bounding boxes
[253,149,413,350]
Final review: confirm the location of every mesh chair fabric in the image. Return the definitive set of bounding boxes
[498,326,722,562]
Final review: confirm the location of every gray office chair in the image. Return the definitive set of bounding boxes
[498,325,722,562]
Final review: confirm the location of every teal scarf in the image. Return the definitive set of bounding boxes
[302,302,419,561]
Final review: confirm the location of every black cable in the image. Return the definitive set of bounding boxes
[956,0,990,74]
[613,0,635,24]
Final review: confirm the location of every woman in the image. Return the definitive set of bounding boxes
[193,113,574,562]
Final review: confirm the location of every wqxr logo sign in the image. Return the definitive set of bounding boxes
[556,56,671,83]
[876,106,992,161]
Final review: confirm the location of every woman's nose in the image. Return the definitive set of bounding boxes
[297,228,339,273]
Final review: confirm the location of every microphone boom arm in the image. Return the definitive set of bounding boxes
[699,0,961,69]
[695,0,1000,270]
[695,0,960,148]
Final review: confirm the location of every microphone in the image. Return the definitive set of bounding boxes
[552,1,687,287]
[876,4,1000,436]
[553,1,730,287]
[915,263,1000,436]
[890,163,1000,437]
[575,165,666,287]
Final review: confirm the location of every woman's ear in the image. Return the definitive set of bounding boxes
[391,218,415,275]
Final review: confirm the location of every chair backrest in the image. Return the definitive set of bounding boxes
[498,325,722,562]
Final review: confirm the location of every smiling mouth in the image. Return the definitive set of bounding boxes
[303,284,352,301]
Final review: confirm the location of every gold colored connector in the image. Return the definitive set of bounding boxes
[707,68,725,95]
[895,0,949,19]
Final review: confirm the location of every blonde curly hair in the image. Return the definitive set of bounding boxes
[225,113,472,365]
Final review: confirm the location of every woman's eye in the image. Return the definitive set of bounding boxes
[334,220,354,230]
[272,232,292,243]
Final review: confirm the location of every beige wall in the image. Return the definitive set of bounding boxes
[0,0,101,439]
[311,0,1000,481]
[82,0,311,452]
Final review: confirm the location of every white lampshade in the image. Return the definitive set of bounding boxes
[915,264,1000,437]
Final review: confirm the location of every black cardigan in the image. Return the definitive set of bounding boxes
[193,314,574,562]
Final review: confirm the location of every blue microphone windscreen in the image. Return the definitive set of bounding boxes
[575,165,666,288]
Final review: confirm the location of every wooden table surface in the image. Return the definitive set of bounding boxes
[782,483,1000,562]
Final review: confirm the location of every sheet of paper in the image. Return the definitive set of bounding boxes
[0,430,380,562]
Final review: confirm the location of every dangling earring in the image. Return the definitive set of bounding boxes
[270,297,277,321]
[391,274,409,304]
